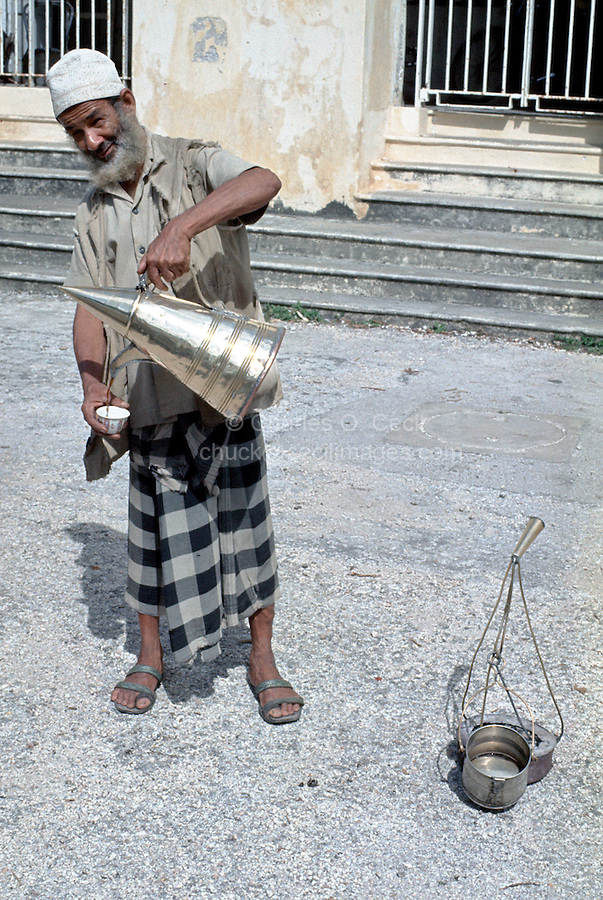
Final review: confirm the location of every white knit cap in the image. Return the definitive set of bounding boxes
[46,49,124,118]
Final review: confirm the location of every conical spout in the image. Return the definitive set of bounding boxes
[512,517,545,559]
[61,284,139,333]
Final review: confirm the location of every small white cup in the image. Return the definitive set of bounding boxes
[96,405,130,434]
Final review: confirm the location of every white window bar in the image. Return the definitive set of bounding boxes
[123,0,129,83]
[60,0,65,56]
[424,0,436,92]
[565,0,577,97]
[584,0,596,98]
[482,0,494,94]
[91,0,95,49]
[444,0,455,91]
[463,0,474,93]
[501,0,513,94]
[75,0,80,47]
[44,0,50,73]
[544,0,556,96]
[520,0,536,106]
[107,0,112,58]
[14,0,20,76]
[27,0,34,83]
[414,0,427,106]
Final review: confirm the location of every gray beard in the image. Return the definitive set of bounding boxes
[80,107,147,190]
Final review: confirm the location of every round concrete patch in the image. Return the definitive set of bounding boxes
[424,410,566,453]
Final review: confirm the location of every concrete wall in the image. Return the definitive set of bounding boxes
[0,1,400,212]
[132,0,400,213]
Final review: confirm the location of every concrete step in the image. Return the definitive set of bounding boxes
[0,141,83,171]
[0,165,90,199]
[359,190,603,240]
[0,232,74,266]
[257,285,603,337]
[6,240,603,316]
[370,161,603,205]
[3,212,602,282]
[0,195,78,234]
[2,264,601,337]
[383,135,603,175]
[4,222,601,304]
[251,214,603,282]
[0,262,65,290]
[250,252,602,316]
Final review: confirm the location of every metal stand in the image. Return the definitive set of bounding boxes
[459,517,564,785]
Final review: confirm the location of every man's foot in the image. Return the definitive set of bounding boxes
[111,650,163,713]
[247,653,304,723]
[247,605,303,722]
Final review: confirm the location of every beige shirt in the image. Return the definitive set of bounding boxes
[65,130,276,428]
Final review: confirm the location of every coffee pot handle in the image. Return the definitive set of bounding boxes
[109,342,152,380]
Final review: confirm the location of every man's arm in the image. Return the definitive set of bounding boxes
[73,304,128,438]
[138,166,281,291]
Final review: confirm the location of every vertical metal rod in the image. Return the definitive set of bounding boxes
[0,3,4,76]
[463,0,474,93]
[44,0,50,73]
[565,0,577,97]
[107,0,112,58]
[501,0,512,93]
[75,0,80,48]
[60,0,66,56]
[521,0,536,106]
[482,0,494,94]
[545,0,556,96]
[91,0,96,48]
[584,0,596,99]
[27,0,34,84]
[444,0,454,91]
[121,0,128,79]
[415,0,427,106]
[123,0,129,81]
[424,0,436,92]
[15,0,21,76]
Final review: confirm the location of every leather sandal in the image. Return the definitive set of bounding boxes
[113,664,163,715]
[247,675,304,725]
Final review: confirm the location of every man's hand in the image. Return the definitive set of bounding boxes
[82,379,129,440]
[137,166,281,292]
[138,219,192,291]
[73,304,129,439]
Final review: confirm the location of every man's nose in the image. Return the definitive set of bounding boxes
[84,129,104,152]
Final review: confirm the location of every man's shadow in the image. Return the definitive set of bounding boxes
[66,522,251,704]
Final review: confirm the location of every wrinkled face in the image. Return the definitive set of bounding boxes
[59,90,146,189]
[59,97,122,162]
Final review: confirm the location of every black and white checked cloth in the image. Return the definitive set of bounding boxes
[125,412,279,664]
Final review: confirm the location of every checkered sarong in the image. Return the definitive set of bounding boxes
[125,412,279,664]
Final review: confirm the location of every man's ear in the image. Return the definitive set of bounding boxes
[119,88,136,114]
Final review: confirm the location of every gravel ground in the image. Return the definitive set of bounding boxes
[0,291,601,899]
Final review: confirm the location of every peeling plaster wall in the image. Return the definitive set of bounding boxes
[132,1,399,213]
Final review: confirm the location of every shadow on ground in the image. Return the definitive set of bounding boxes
[66,522,252,704]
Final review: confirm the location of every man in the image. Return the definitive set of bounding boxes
[46,49,303,723]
